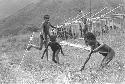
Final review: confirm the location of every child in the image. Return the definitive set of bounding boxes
[41,35,65,64]
[80,32,115,71]
[42,15,57,60]
[42,14,57,40]
[27,15,56,51]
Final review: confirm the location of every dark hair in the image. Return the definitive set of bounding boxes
[84,32,96,41]
[40,34,44,40]
[44,15,50,19]
[50,35,57,41]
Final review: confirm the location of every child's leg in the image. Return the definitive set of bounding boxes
[44,34,49,60]
[26,44,32,51]
[52,52,57,63]
[38,37,44,50]
[48,32,51,39]
[55,49,60,64]
[27,44,42,51]
[31,45,42,50]
[100,50,115,69]
[26,34,44,51]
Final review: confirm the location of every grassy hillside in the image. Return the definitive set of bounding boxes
[0,0,125,84]
[0,0,124,37]
[0,25,125,83]
[0,0,125,83]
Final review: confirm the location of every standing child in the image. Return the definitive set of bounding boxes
[27,15,57,61]
[42,35,65,64]
[42,15,57,60]
[82,18,89,37]
[42,14,57,40]
[80,32,115,71]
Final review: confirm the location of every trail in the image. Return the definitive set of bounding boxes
[60,38,91,51]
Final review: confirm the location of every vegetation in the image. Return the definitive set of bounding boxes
[0,0,125,84]
[0,24,125,84]
[0,0,124,37]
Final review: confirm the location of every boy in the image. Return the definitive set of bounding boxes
[42,14,57,40]
[41,35,65,64]
[80,32,115,71]
[27,15,57,60]
[27,15,56,60]
[42,15,57,60]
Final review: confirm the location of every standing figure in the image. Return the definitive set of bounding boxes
[27,15,57,60]
[42,15,57,39]
[82,18,89,37]
[42,15,57,60]
[79,22,83,37]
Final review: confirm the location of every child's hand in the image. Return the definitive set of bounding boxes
[63,54,69,57]
[92,49,97,53]
[89,51,93,55]
[62,53,65,56]
[41,55,44,59]
[61,51,65,56]
[92,50,95,53]
[41,57,43,59]
[80,66,85,71]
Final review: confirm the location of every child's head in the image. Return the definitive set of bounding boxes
[84,32,96,41]
[43,15,50,22]
[85,39,96,47]
[84,32,96,46]
[50,35,57,42]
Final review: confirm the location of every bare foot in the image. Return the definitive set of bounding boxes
[26,45,32,51]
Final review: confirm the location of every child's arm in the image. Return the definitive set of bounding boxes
[58,43,65,56]
[93,43,105,53]
[60,46,65,56]
[49,22,57,29]
[39,22,44,33]
[80,50,93,71]
[41,43,50,59]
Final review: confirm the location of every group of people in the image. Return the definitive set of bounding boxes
[49,16,89,40]
[27,15,115,71]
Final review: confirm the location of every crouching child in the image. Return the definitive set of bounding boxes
[80,32,115,71]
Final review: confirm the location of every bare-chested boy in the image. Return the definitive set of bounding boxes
[80,32,115,71]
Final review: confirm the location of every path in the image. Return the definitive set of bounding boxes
[60,38,91,51]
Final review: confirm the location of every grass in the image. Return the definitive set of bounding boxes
[0,28,125,84]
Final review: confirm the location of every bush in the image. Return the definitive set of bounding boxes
[20,24,40,34]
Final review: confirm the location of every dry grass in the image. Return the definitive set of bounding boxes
[0,29,125,84]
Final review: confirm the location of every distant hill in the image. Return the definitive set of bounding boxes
[0,0,124,37]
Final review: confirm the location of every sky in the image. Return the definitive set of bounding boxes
[0,0,40,19]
